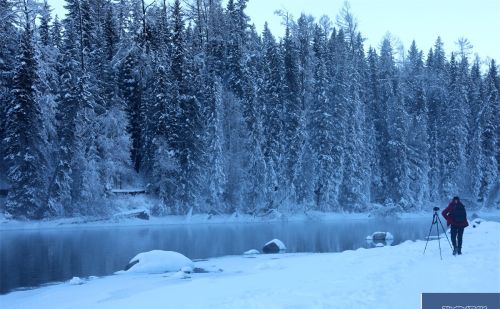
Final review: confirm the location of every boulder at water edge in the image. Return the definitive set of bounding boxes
[366,232,394,241]
[124,250,194,274]
[262,239,287,254]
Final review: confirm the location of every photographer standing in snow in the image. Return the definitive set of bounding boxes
[441,196,469,255]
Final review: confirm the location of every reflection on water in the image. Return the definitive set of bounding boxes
[0,216,494,294]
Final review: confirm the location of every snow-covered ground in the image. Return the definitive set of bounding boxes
[2,220,499,309]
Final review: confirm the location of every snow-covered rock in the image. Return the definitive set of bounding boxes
[366,231,394,241]
[262,239,286,254]
[124,250,194,274]
[68,277,84,285]
[244,249,260,255]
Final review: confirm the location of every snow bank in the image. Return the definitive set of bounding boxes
[1,221,499,309]
[123,250,194,274]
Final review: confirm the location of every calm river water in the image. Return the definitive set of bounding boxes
[1,215,495,294]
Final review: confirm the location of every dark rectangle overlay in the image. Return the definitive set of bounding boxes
[422,293,500,309]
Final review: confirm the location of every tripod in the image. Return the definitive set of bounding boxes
[423,207,453,259]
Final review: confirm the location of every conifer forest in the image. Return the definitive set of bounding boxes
[0,0,498,219]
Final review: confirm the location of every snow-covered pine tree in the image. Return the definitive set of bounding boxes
[310,25,337,211]
[466,59,483,201]
[4,3,48,219]
[118,51,143,172]
[338,32,370,211]
[0,0,19,181]
[149,0,170,54]
[324,28,348,210]
[51,15,62,49]
[293,14,315,208]
[201,77,227,213]
[171,0,203,213]
[90,1,134,199]
[204,0,225,77]
[259,23,285,211]
[195,0,228,214]
[35,0,59,196]
[103,3,119,62]
[48,22,80,216]
[425,37,449,201]
[372,37,409,207]
[477,60,499,205]
[48,0,102,216]
[241,26,268,214]
[365,47,385,204]
[282,22,302,203]
[402,41,429,208]
[148,63,177,214]
[224,0,246,98]
[39,0,52,47]
[295,13,315,115]
[440,53,468,198]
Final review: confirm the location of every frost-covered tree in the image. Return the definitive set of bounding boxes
[118,51,143,172]
[259,23,285,210]
[170,0,203,213]
[4,4,48,219]
[47,29,80,216]
[338,33,370,211]
[425,37,448,201]
[477,60,499,205]
[402,41,429,207]
[39,0,52,46]
[282,22,302,202]
[466,59,483,201]
[0,0,19,180]
[201,77,226,212]
[309,25,337,210]
[440,53,468,198]
[51,15,62,49]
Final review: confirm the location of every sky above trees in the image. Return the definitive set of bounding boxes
[246,0,500,61]
[48,0,500,62]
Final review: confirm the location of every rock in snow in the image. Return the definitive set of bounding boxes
[244,249,260,255]
[262,239,287,254]
[124,250,194,274]
[366,232,394,241]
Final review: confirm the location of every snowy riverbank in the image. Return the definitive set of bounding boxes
[1,220,499,308]
[2,207,500,231]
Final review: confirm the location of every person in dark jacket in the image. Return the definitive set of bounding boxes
[441,196,469,255]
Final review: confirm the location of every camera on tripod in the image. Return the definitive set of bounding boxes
[424,206,452,259]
